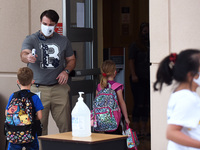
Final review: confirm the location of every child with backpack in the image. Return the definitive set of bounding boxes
[154,49,200,149]
[92,60,130,134]
[5,67,44,150]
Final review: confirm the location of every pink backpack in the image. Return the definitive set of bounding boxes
[91,82,123,132]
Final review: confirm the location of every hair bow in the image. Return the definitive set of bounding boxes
[169,53,177,63]
[102,73,107,77]
[169,53,177,69]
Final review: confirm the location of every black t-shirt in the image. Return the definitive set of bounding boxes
[128,43,150,80]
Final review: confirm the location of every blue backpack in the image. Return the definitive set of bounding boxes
[4,90,37,144]
[91,83,122,132]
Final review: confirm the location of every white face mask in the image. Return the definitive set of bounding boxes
[193,73,200,86]
[41,24,55,37]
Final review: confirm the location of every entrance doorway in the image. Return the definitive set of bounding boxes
[102,0,150,149]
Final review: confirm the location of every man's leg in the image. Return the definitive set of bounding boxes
[31,85,51,135]
[50,84,71,133]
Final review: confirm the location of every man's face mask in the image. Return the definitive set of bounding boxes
[41,24,55,37]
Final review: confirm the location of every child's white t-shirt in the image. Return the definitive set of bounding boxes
[167,89,200,150]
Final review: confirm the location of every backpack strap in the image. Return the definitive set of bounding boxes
[97,83,101,91]
[97,82,123,91]
[12,91,20,99]
[111,82,123,91]
[12,90,35,99]
[25,92,35,99]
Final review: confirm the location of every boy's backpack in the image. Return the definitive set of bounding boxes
[4,90,37,144]
[91,82,122,132]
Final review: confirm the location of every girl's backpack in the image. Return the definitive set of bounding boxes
[91,83,122,132]
[4,90,37,144]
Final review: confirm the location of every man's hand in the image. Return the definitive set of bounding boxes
[131,74,139,82]
[27,53,37,63]
[21,49,37,63]
[56,71,69,85]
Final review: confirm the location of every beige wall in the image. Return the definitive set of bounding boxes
[1,0,200,149]
[150,0,200,149]
[0,1,28,148]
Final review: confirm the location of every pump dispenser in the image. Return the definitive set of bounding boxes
[71,92,91,137]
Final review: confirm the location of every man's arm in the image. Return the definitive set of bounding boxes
[20,49,37,63]
[129,59,138,82]
[56,54,76,85]
[64,54,76,72]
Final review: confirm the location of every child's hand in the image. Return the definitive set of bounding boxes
[125,118,130,126]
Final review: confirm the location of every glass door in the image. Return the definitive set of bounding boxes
[63,0,99,109]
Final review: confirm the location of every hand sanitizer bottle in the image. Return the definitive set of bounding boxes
[71,92,91,137]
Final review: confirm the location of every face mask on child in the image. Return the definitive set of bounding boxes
[41,24,55,37]
[193,73,200,86]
